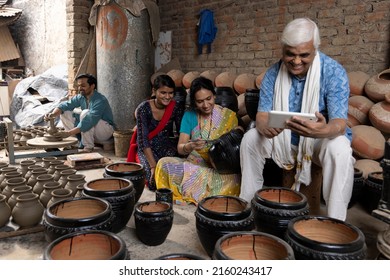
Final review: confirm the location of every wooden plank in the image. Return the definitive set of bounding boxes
[67,152,104,167]
[0,224,44,240]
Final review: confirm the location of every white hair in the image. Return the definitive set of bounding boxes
[281,18,321,50]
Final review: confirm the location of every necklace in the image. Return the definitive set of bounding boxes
[198,110,213,140]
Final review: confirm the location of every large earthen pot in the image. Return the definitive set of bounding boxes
[364,69,390,102]
[215,72,237,88]
[236,93,247,117]
[354,159,382,179]
[233,73,256,95]
[167,69,185,87]
[348,71,370,96]
[150,72,165,85]
[351,125,385,160]
[255,71,266,88]
[347,95,374,127]
[368,92,390,134]
[182,71,200,89]
[200,70,219,86]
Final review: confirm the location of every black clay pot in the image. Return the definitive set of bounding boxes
[251,187,309,238]
[360,171,383,214]
[44,230,129,260]
[348,168,364,208]
[195,195,254,257]
[134,201,174,246]
[104,162,145,203]
[208,129,244,174]
[43,197,115,242]
[82,177,136,233]
[215,86,238,112]
[213,231,295,260]
[156,253,206,260]
[244,88,259,120]
[173,86,187,109]
[285,215,367,260]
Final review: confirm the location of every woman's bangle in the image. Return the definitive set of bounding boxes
[183,143,190,154]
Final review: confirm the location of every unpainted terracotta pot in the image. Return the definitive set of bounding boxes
[47,188,74,208]
[40,181,62,207]
[8,185,33,209]
[348,71,370,96]
[354,159,382,179]
[41,157,58,169]
[19,159,37,177]
[33,174,55,195]
[215,72,237,88]
[44,230,128,260]
[0,194,11,228]
[233,73,256,95]
[182,71,200,89]
[255,71,266,88]
[58,169,77,188]
[167,69,185,87]
[2,177,27,200]
[368,92,390,134]
[200,70,219,86]
[285,216,367,260]
[64,174,87,196]
[213,231,295,260]
[53,164,72,181]
[347,95,374,127]
[236,93,246,117]
[351,125,385,160]
[12,193,44,228]
[364,69,390,102]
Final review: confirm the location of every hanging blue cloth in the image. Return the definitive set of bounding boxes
[197,9,217,54]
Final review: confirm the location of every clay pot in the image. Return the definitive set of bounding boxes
[24,164,43,180]
[167,69,185,87]
[285,216,367,260]
[348,168,365,209]
[255,71,266,88]
[173,86,187,110]
[19,159,37,177]
[0,171,23,191]
[8,185,33,209]
[0,162,9,170]
[41,157,58,168]
[74,184,85,198]
[200,70,219,86]
[233,73,256,95]
[215,72,237,88]
[83,177,136,233]
[2,177,27,200]
[251,187,309,238]
[58,169,77,188]
[351,125,385,160]
[27,168,48,188]
[364,69,390,102]
[104,162,145,203]
[347,95,374,127]
[215,86,238,112]
[368,92,390,134]
[0,194,11,228]
[156,253,205,260]
[236,93,246,117]
[12,193,44,228]
[47,160,65,174]
[47,188,74,208]
[44,230,128,260]
[43,197,115,242]
[348,71,370,96]
[195,195,254,256]
[134,201,174,246]
[19,131,33,146]
[0,166,18,189]
[360,171,383,214]
[354,159,382,179]
[244,88,260,121]
[40,181,62,207]
[208,129,244,174]
[213,231,295,260]
[64,174,86,196]
[182,71,200,89]
[53,164,72,181]
[33,174,55,195]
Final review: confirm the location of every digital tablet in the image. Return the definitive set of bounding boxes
[267,110,317,128]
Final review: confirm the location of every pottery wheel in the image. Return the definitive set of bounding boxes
[26,137,79,148]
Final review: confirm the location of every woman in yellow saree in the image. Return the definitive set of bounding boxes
[155,77,241,205]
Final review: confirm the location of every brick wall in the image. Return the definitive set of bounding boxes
[158,0,390,76]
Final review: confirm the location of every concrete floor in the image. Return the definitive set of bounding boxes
[0,146,388,260]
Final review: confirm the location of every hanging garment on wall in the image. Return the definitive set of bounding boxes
[197,9,217,54]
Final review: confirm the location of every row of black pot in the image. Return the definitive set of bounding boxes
[194,188,367,260]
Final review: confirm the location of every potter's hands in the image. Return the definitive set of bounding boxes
[54,131,71,139]
[44,113,55,122]
[286,111,326,138]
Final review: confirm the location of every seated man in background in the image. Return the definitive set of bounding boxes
[45,73,115,152]
[239,18,355,221]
